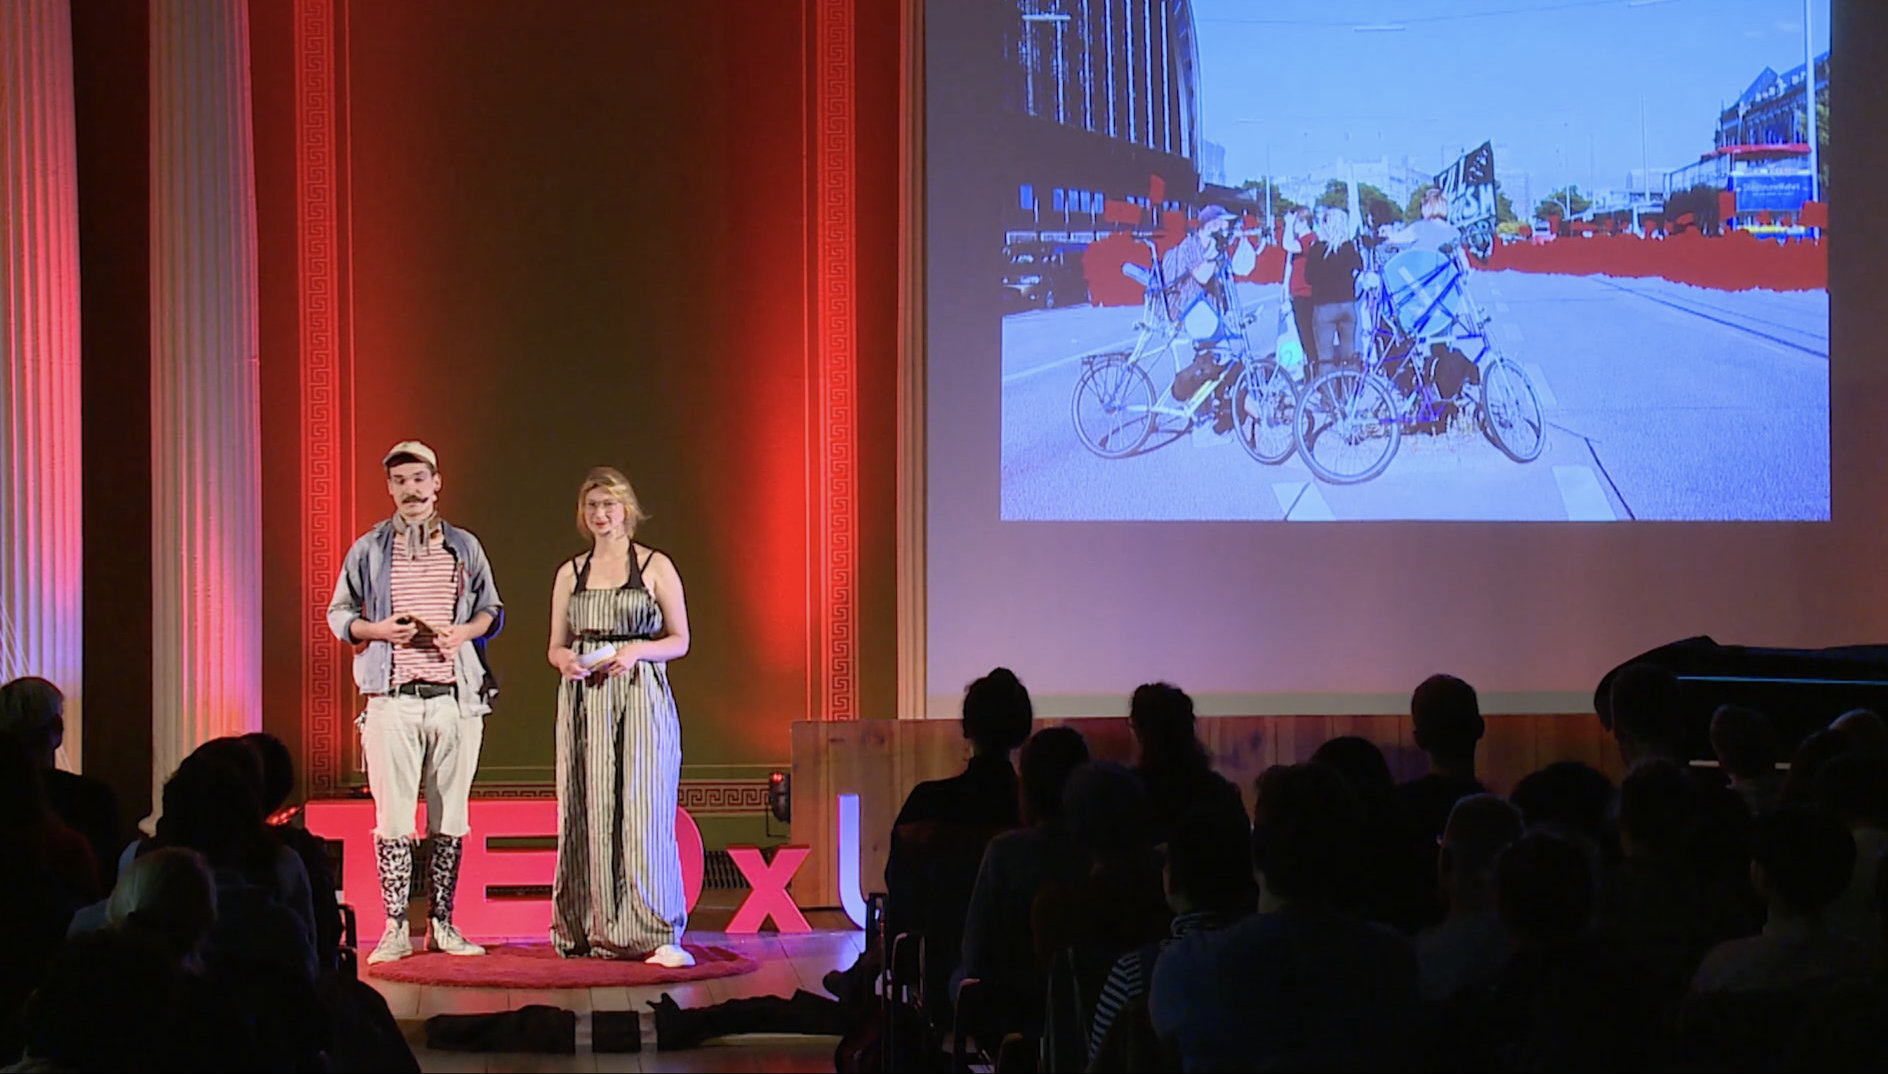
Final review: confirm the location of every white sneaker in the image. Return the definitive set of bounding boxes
[644,943,695,969]
[367,919,412,964]
[429,919,486,956]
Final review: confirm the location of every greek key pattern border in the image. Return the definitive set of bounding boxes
[456,780,771,817]
[296,0,349,795]
[813,0,858,721]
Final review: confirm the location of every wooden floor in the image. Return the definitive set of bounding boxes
[368,928,863,1073]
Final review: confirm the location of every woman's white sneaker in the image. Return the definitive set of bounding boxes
[429,920,486,956]
[367,919,412,964]
[644,944,695,968]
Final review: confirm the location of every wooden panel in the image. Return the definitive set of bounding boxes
[788,712,1614,908]
[1478,715,1540,797]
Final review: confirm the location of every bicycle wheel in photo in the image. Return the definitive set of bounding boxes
[1295,368,1401,484]
[1070,357,1157,459]
[1231,358,1301,465]
[1480,357,1545,463]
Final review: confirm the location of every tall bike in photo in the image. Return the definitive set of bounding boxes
[1293,237,1545,484]
[1069,233,1301,464]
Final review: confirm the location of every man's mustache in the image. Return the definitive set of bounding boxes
[402,496,428,503]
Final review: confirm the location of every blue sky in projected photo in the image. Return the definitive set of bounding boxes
[1195,0,1830,198]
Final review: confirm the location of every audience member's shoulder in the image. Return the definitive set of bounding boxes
[41,767,119,811]
[1394,772,1485,804]
[1362,917,1421,961]
[906,772,957,805]
[1206,768,1244,806]
[1151,921,1221,975]
[65,898,108,937]
[984,825,1047,855]
[1690,936,1766,993]
[274,822,328,858]
[1691,769,1756,823]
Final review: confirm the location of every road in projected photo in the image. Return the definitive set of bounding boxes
[993,0,1829,521]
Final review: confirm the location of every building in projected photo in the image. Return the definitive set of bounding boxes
[1000,0,1203,247]
[1658,49,1829,234]
[1715,51,1829,152]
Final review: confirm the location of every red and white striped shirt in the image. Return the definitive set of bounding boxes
[389,526,458,685]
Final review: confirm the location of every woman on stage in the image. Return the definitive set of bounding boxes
[546,467,694,966]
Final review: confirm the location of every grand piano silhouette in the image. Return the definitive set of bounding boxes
[1595,636,1888,761]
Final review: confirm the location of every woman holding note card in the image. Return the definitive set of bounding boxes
[545,466,695,966]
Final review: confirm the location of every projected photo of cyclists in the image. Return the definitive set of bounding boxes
[994,0,1829,522]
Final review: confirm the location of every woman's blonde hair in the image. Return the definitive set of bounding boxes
[575,466,649,539]
[1316,207,1351,247]
[1420,187,1449,220]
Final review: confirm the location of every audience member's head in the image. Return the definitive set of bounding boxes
[189,735,268,803]
[1018,726,1090,826]
[1439,794,1524,912]
[1063,761,1153,865]
[107,846,218,966]
[1749,804,1855,919]
[1830,708,1888,763]
[1617,759,1699,862]
[1708,704,1779,783]
[1510,761,1616,849]
[241,732,297,815]
[17,930,182,1072]
[1811,752,1888,831]
[1251,763,1365,909]
[0,675,64,768]
[1411,673,1484,771]
[1165,796,1258,917]
[1127,681,1209,771]
[1781,727,1852,806]
[961,667,1033,756]
[153,751,272,873]
[1608,663,1687,764]
[1495,830,1595,946]
[1308,736,1395,818]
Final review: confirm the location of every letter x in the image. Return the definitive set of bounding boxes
[725,845,812,933]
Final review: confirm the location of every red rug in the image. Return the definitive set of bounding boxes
[364,942,759,988]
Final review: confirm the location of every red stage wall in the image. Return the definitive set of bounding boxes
[242,0,901,808]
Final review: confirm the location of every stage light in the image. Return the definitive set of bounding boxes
[767,771,791,823]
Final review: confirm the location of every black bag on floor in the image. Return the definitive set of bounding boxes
[424,1004,576,1053]
[645,989,850,1050]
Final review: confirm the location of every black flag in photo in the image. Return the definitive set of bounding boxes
[1436,141,1497,261]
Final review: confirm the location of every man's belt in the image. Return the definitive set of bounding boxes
[389,681,455,699]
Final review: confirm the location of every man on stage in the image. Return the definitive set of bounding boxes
[328,440,504,963]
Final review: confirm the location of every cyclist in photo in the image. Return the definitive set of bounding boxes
[1157,205,1234,323]
[1378,187,1479,405]
[1380,187,1461,254]
[1158,205,1246,431]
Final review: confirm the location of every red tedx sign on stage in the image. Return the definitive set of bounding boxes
[304,800,819,943]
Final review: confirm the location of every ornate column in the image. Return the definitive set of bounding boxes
[149,0,261,803]
[0,0,84,767]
